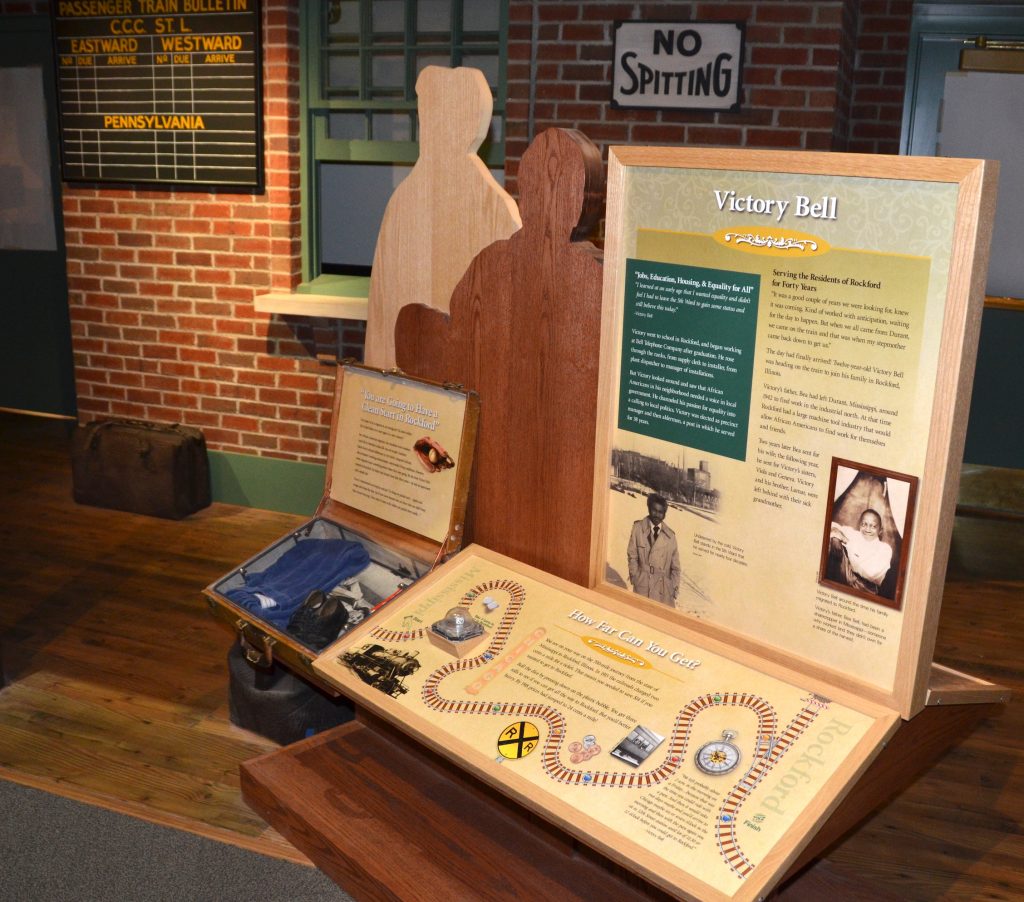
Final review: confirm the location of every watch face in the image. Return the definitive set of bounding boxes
[695,731,741,775]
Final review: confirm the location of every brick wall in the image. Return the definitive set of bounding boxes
[5,1,352,465]
[505,1,913,191]
[847,0,912,154]
[6,1,913,474]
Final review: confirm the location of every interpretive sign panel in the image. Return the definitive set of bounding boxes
[329,366,470,545]
[313,546,898,902]
[52,0,262,190]
[592,148,996,717]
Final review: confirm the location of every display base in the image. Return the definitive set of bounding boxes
[241,710,670,902]
[426,628,488,659]
[240,692,1000,901]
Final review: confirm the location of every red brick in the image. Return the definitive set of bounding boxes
[556,102,604,120]
[687,126,744,145]
[631,123,688,143]
[780,69,841,88]
[749,87,809,108]
[746,128,804,148]
[812,48,841,67]
[158,330,197,345]
[782,26,842,45]
[538,4,582,22]
[859,51,899,69]
[754,4,814,24]
[179,348,218,364]
[856,86,903,104]
[806,131,836,151]
[778,109,836,129]
[562,23,606,42]
[751,46,811,66]
[279,438,320,457]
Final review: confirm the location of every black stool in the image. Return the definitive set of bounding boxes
[227,641,354,745]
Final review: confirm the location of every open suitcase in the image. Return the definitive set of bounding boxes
[204,362,479,690]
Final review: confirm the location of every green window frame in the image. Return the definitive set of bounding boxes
[299,0,509,296]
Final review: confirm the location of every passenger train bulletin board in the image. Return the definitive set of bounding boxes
[51,0,263,191]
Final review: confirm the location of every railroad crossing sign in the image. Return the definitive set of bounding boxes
[497,721,540,760]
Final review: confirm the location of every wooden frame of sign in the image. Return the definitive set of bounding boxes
[590,147,1003,719]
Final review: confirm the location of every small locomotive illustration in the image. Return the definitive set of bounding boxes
[339,643,421,698]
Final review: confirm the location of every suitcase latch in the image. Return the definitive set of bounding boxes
[236,619,277,668]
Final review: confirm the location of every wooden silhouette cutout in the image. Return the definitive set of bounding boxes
[362,66,521,368]
[396,128,604,586]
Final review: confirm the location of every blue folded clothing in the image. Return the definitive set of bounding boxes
[225,538,370,628]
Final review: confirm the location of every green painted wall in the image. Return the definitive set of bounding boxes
[209,450,326,516]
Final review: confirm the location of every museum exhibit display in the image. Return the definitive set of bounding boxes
[204,363,478,685]
[236,138,1009,898]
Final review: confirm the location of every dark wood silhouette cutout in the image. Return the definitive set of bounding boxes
[363,66,521,368]
[396,127,604,586]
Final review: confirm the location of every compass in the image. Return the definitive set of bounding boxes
[695,730,741,775]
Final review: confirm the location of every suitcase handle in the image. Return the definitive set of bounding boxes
[84,418,188,452]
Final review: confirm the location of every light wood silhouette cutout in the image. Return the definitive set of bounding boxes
[362,66,521,368]
[396,128,604,586]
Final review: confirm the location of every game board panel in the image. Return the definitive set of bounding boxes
[314,546,898,902]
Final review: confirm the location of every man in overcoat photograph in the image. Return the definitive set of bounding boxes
[627,493,681,605]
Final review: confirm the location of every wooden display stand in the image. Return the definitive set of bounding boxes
[240,133,1008,899]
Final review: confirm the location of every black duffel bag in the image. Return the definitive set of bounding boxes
[71,418,211,519]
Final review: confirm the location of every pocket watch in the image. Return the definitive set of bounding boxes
[695,730,741,775]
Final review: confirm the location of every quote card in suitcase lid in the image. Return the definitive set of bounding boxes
[205,363,479,685]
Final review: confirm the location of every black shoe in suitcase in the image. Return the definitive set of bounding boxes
[71,418,211,519]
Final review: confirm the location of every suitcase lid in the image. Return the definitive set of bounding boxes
[321,362,479,559]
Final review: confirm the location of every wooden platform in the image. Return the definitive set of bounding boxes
[243,711,676,901]
[0,411,310,863]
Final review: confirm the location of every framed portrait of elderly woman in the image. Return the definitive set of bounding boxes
[818,459,919,611]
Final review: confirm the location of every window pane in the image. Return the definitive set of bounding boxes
[372,0,404,34]
[462,55,499,88]
[464,0,501,32]
[371,112,413,142]
[327,53,360,91]
[327,0,360,38]
[418,0,451,32]
[328,112,368,141]
[371,52,405,91]
[0,66,56,251]
[416,53,452,76]
[319,162,413,271]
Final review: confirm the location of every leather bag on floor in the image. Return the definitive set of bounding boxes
[71,418,211,519]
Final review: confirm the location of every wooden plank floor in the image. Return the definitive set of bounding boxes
[0,409,1022,898]
[0,411,310,863]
